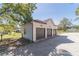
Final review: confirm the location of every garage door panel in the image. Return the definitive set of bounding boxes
[47,29,52,37]
[53,29,56,36]
[36,28,45,40]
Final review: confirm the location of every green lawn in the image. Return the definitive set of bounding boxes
[0,32,22,40]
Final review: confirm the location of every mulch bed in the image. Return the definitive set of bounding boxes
[0,38,33,47]
[0,38,33,55]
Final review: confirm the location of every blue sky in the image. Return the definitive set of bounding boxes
[0,3,79,25]
[32,3,79,25]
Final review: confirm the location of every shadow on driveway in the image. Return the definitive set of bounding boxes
[0,35,74,56]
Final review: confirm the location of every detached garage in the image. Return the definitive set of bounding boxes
[24,18,57,42]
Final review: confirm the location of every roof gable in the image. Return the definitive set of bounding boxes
[44,18,55,26]
[31,18,56,26]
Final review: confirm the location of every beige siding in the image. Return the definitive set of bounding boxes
[33,21,47,28]
[46,20,55,29]
[24,23,33,40]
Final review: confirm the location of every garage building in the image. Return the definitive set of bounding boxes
[24,18,57,42]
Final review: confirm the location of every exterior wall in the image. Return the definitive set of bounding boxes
[32,26,36,42]
[53,26,58,29]
[45,28,47,38]
[24,23,33,41]
[52,29,54,36]
[46,20,55,29]
[33,21,47,28]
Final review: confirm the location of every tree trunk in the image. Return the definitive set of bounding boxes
[0,34,3,41]
[21,25,25,39]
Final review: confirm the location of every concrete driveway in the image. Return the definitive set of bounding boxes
[56,32,79,56]
[0,32,79,56]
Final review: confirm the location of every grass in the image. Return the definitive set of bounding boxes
[0,32,22,40]
[0,32,33,47]
[0,32,22,47]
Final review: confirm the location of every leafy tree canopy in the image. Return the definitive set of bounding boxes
[58,17,72,31]
[0,3,37,25]
[76,7,79,16]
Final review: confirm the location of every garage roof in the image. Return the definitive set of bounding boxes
[33,18,56,25]
[33,20,47,24]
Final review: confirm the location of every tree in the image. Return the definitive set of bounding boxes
[58,17,72,31]
[0,17,17,41]
[0,3,36,24]
[0,3,37,38]
[75,7,79,20]
[73,25,79,30]
[76,7,79,16]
